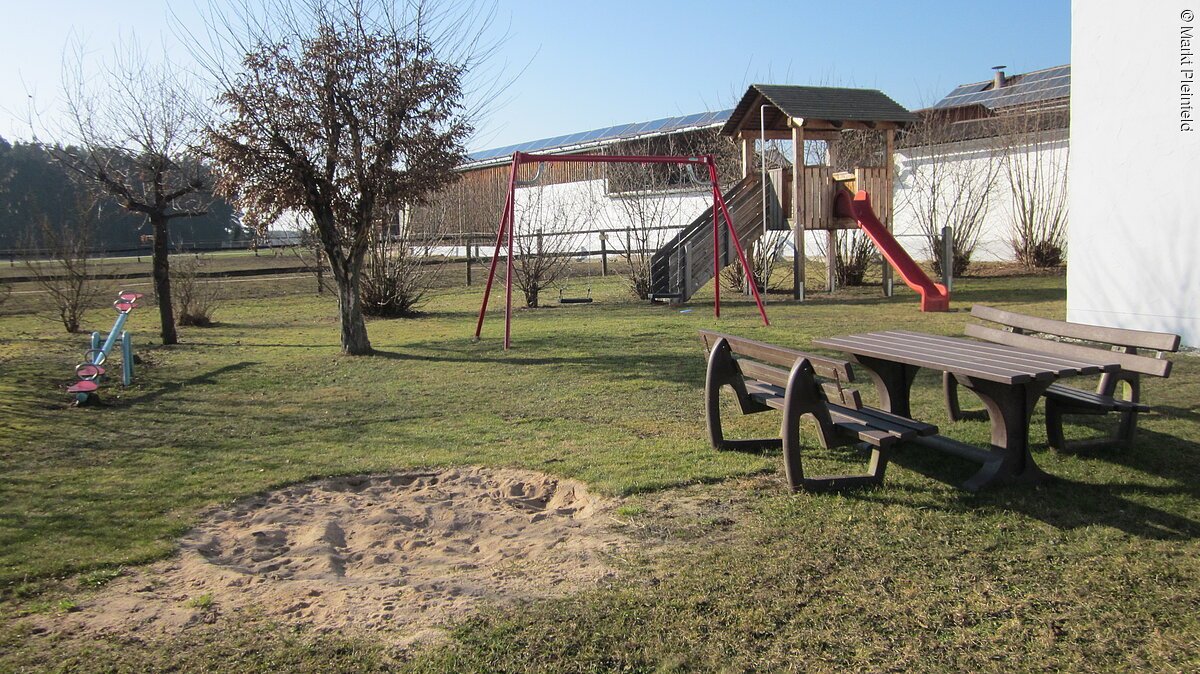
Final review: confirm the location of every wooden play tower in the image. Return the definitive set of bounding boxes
[720,85,916,299]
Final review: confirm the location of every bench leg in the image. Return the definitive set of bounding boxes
[955,376,1050,491]
[1045,398,1068,451]
[1045,399,1140,452]
[1117,407,1139,445]
[944,372,988,422]
[705,338,779,453]
[782,361,888,492]
[781,402,805,490]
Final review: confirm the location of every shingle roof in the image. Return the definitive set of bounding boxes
[930,65,1070,111]
[721,84,916,135]
[465,109,733,167]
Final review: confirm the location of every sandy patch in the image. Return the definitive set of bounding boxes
[39,467,627,647]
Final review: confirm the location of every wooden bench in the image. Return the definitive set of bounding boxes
[944,305,1180,450]
[699,330,937,491]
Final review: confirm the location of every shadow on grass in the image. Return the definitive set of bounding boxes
[130,361,260,404]
[371,332,709,388]
[947,285,1066,306]
[874,444,1200,541]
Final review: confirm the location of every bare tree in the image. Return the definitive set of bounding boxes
[998,110,1069,268]
[604,161,690,299]
[22,200,108,333]
[54,36,211,345]
[603,129,740,299]
[895,113,1003,277]
[204,0,489,354]
[507,183,595,308]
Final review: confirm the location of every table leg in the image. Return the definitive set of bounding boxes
[953,375,1051,491]
[845,356,920,417]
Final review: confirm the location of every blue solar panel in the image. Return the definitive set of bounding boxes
[466,109,734,163]
[671,113,705,128]
[928,65,1070,111]
[637,118,671,133]
[599,123,635,140]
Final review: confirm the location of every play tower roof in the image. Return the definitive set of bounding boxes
[721,84,916,140]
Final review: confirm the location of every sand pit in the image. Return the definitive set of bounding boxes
[43,467,627,647]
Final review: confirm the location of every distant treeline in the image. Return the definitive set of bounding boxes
[0,137,245,253]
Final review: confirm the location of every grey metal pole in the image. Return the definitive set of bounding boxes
[942,225,954,292]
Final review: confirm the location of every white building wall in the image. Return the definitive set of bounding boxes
[1069,0,1200,345]
[892,131,1069,264]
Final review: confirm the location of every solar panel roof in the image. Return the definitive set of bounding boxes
[466,109,735,164]
[931,64,1070,110]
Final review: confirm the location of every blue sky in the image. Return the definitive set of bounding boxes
[0,1,1070,152]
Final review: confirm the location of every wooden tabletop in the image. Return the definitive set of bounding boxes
[814,330,1119,385]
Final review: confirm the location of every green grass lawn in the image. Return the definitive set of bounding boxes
[1,269,1197,672]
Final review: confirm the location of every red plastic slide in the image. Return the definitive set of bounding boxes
[848,190,949,312]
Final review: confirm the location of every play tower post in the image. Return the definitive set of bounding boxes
[724,85,915,300]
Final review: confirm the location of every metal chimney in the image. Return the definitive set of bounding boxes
[992,65,1007,89]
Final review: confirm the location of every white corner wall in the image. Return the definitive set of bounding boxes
[1069,0,1200,345]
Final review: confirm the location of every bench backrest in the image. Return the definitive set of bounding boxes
[698,330,861,406]
[969,305,1178,378]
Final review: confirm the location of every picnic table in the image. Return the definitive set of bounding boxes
[813,330,1120,490]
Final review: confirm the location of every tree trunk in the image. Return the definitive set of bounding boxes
[151,214,178,345]
[330,250,372,355]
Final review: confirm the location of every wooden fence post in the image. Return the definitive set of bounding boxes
[600,232,608,276]
[465,237,473,286]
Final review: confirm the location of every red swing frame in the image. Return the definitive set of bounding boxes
[473,151,770,349]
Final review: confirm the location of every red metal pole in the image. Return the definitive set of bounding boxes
[504,156,522,350]
[712,175,720,319]
[473,155,521,341]
[709,160,770,326]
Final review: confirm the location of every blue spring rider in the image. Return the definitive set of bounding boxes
[67,290,143,405]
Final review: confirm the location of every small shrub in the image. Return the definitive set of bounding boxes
[833,231,876,287]
[172,255,221,327]
[615,504,646,518]
[361,221,442,317]
[185,593,215,609]
[1015,240,1064,269]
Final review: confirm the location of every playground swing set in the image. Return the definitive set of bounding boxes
[474,151,772,350]
[66,290,143,405]
[471,85,951,350]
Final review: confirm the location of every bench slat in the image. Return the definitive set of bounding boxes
[735,359,790,389]
[896,329,1110,375]
[829,422,897,448]
[818,332,1041,384]
[700,330,852,382]
[965,324,1170,378]
[743,382,899,448]
[972,305,1181,352]
[1045,383,1150,412]
[834,404,939,438]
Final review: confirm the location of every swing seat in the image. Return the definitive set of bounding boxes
[558,286,593,305]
